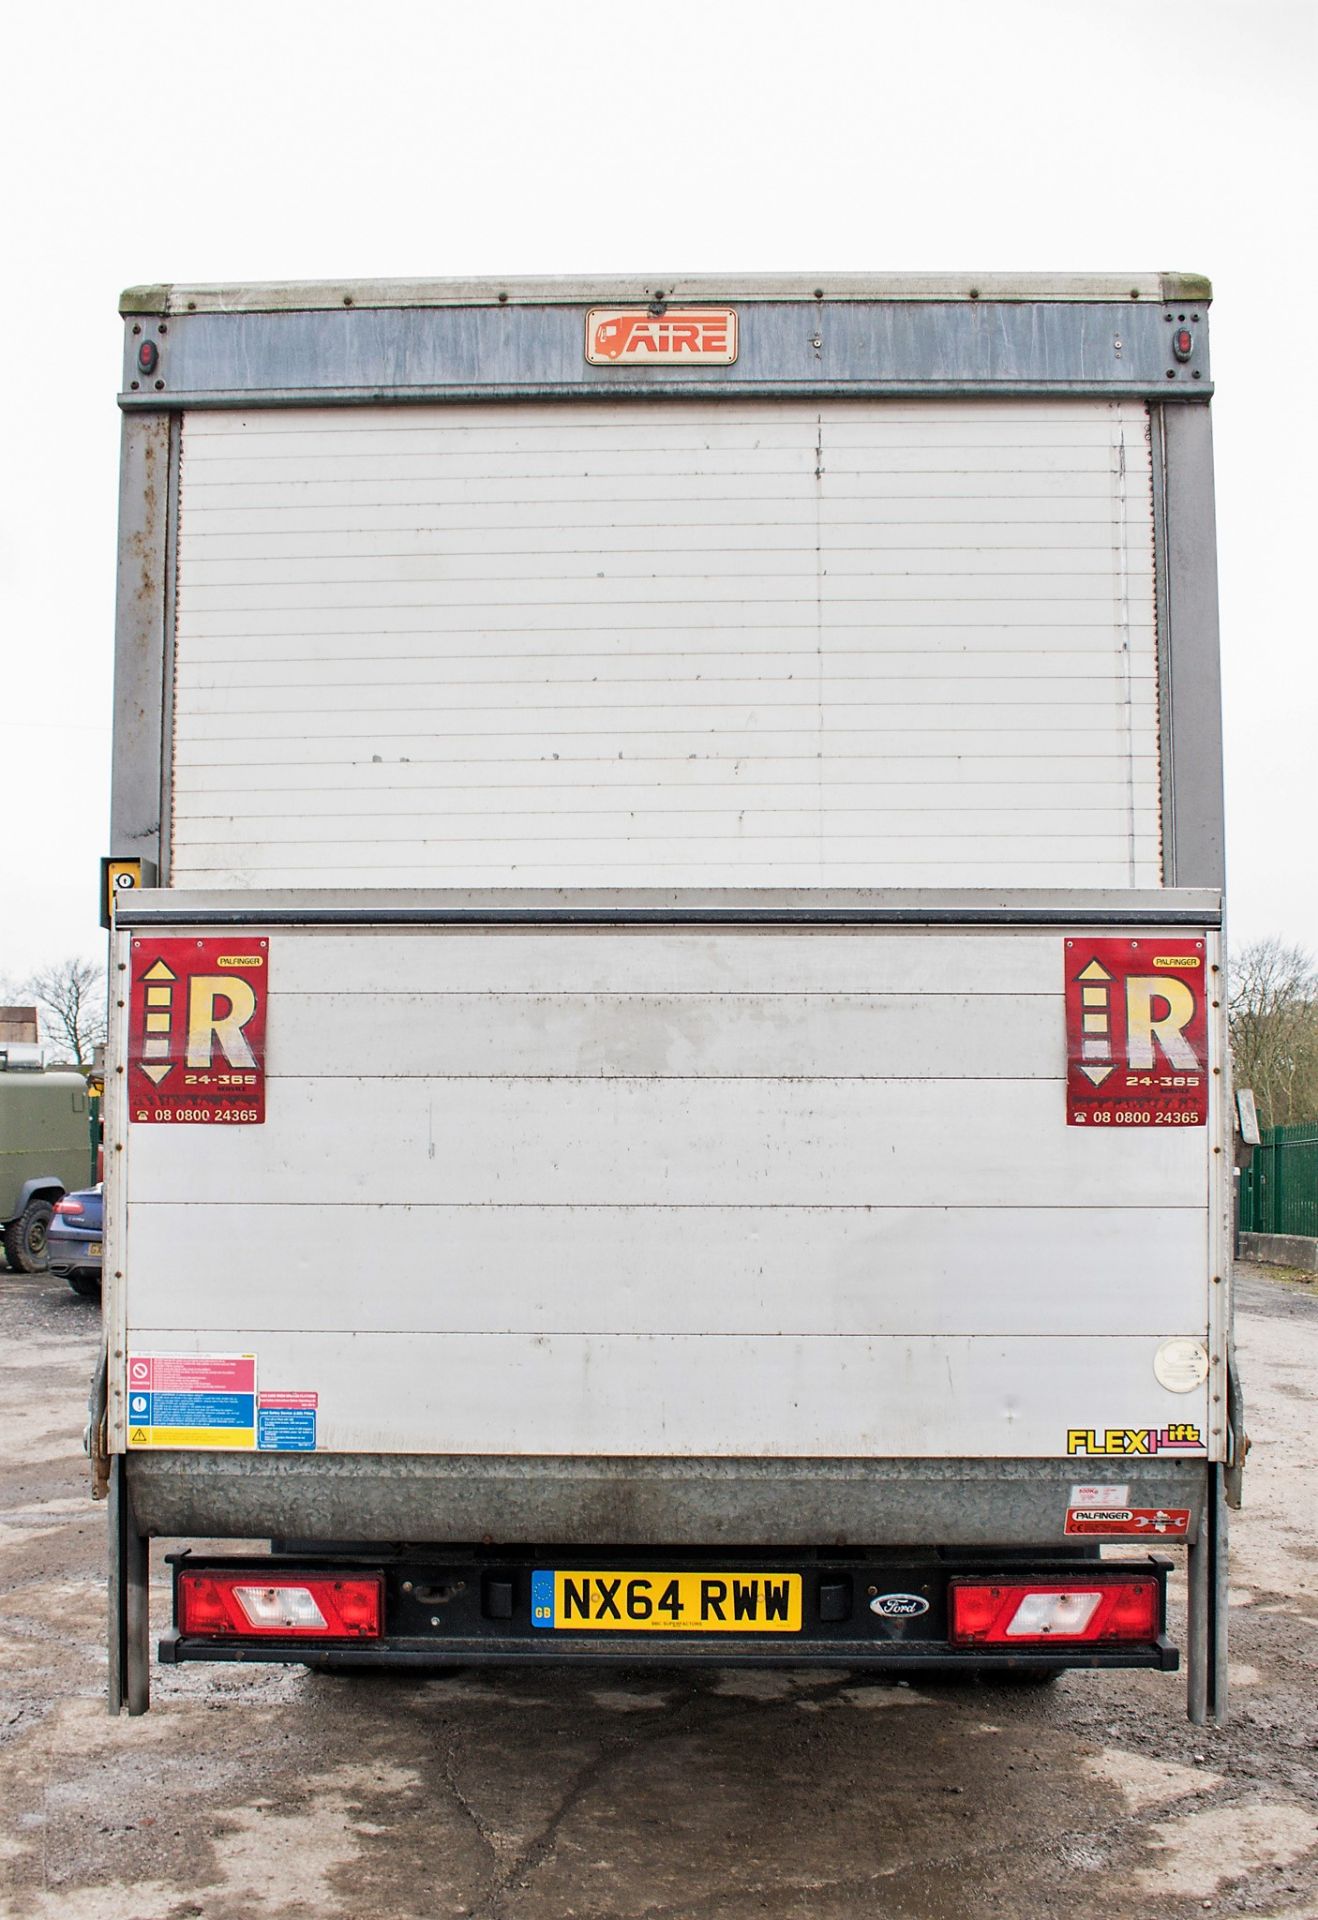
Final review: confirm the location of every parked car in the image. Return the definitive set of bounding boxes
[47,1185,103,1298]
[0,1066,95,1272]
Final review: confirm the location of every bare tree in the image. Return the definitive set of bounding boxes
[1228,938,1318,1130]
[24,957,108,1068]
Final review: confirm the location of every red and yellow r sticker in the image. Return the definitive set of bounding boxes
[1064,938,1208,1128]
[128,938,269,1124]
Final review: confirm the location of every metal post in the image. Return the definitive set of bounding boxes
[1186,1464,1229,1726]
[108,1455,150,1716]
[1207,1463,1229,1723]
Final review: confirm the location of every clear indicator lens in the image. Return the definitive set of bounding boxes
[234,1585,328,1630]
[1006,1590,1102,1637]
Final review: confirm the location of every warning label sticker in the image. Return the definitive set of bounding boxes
[257,1390,318,1452]
[1064,937,1209,1128]
[1064,1506,1191,1537]
[1069,1483,1130,1509]
[127,1354,256,1448]
[128,938,268,1124]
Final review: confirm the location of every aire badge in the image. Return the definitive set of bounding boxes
[586,307,738,366]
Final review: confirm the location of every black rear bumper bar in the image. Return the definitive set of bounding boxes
[160,1547,1179,1675]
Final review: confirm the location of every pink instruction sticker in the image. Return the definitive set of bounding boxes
[128,1354,255,1395]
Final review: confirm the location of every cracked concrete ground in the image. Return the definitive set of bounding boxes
[0,1263,1315,1920]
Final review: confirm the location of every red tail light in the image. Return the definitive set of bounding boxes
[178,1570,383,1639]
[54,1198,85,1217]
[949,1579,1158,1646]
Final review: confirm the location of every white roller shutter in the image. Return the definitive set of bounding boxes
[170,398,1161,888]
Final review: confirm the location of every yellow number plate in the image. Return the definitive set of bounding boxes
[531,1569,802,1632]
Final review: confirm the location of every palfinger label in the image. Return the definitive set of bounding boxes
[1065,1506,1191,1537]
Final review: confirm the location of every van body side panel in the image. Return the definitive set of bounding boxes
[112,917,1221,1473]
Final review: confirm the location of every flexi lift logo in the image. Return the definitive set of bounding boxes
[586,308,738,365]
[1064,938,1208,1126]
[1066,1423,1204,1457]
[128,939,268,1123]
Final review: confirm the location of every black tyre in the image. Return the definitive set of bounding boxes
[990,1667,1064,1687]
[915,1666,1064,1692]
[3,1200,55,1275]
[65,1272,102,1300]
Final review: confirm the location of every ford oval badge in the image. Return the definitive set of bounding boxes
[869,1592,930,1619]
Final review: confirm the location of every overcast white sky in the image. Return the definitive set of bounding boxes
[0,0,1313,987]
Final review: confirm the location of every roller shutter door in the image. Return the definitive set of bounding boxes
[170,397,1161,888]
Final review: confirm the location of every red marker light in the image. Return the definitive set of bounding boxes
[137,340,159,375]
[1172,328,1194,362]
[178,1569,384,1639]
[949,1578,1159,1645]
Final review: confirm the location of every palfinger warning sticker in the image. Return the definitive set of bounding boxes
[1065,1506,1191,1537]
[129,938,268,1123]
[127,1353,256,1448]
[1065,937,1208,1127]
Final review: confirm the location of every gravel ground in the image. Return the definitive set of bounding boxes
[0,1262,1314,1920]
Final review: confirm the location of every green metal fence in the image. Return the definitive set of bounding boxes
[1239,1123,1318,1238]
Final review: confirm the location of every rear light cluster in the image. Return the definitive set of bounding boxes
[179,1570,383,1639]
[53,1198,84,1217]
[950,1579,1158,1646]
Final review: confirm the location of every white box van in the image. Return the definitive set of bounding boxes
[100,272,1237,1722]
